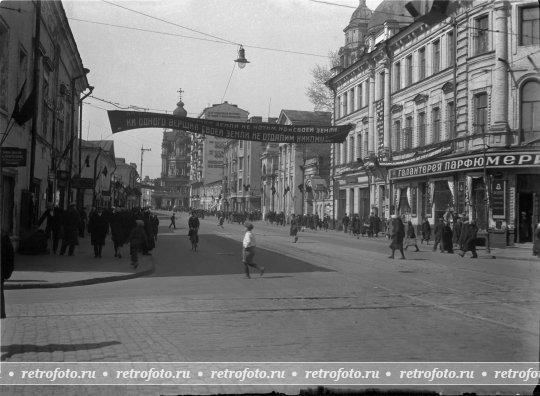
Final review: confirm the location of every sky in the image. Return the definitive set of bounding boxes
[63,0,383,179]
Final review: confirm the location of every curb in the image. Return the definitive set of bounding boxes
[5,261,155,290]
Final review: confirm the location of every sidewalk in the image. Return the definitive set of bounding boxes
[5,233,154,290]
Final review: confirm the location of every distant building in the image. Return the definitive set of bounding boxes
[192,102,248,211]
[156,100,191,210]
[80,140,116,209]
[275,110,333,219]
[113,158,139,209]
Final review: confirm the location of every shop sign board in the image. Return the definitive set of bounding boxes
[491,180,506,219]
[390,152,540,180]
[0,147,27,167]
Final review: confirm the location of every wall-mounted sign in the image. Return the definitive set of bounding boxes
[390,152,540,180]
[491,179,506,219]
[0,147,27,167]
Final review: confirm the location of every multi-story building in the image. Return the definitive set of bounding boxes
[192,102,248,210]
[112,158,139,209]
[275,110,333,219]
[222,116,266,214]
[0,1,91,244]
[156,100,191,210]
[327,0,540,246]
[261,141,280,218]
[79,140,116,209]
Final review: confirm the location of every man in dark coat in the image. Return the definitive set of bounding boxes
[388,215,406,259]
[421,218,431,244]
[88,207,109,258]
[59,203,81,256]
[1,230,15,319]
[38,205,63,254]
[342,213,350,234]
[432,218,445,252]
[458,218,479,258]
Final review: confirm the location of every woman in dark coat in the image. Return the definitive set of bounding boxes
[421,218,431,244]
[389,215,406,259]
[88,207,109,258]
[442,220,454,253]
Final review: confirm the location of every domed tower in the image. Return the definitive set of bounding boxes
[339,0,372,68]
[367,0,414,39]
[172,99,187,118]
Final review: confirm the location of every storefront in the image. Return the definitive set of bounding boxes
[389,150,540,247]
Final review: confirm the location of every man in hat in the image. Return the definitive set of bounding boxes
[59,203,81,256]
[459,217,478,258]
[432,217,445,252]
[242,222,264,278]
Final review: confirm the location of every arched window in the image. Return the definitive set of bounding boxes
[521,80,540,144]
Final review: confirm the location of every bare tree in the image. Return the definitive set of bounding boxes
[306,51,340,112]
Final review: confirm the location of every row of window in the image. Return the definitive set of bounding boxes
[336,5,539,121]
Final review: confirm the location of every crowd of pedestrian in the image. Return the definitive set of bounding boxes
[36,204,160,267]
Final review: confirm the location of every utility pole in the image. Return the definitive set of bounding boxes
[140,145,151,207]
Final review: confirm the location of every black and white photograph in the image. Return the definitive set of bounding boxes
[1,0,539,395]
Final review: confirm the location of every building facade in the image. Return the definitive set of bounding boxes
[0,1,90,244]
[275,110,333,220]
[193,102,248,211]
[328,0,540,246]
[79,140,116,209]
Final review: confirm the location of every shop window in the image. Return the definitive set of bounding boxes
[471,178,487,231]
[521,80,540,143]
[520,5,540,46]
[433,180,453,220]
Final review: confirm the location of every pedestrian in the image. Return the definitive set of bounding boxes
[432,218,445,252]
[128,220,147,268]
[404,220,420,252]
[88,207,109,258]
[1,229,15,319]
[342,213,350,234]
[38,205,63,254]
[452,216,463,248]
[59,203,81,256]
[533,223,540,257]
[110,208,127,258]
[421,218,431,245]
[442,220,454,253]
[351,214,361,238]
[389,215,406,259]
[290,214,299,243]
[151,213,159,241]
[217,213,225,228]
[242,222,264,279]
[458,218,479,258]
[169,212,177,229]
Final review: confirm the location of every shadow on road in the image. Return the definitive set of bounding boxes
[150,234,335,277]
[1,341,121,361]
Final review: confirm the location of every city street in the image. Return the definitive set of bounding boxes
[1,212,539,395]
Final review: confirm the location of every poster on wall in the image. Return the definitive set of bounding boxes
[491,180,506,219]
[411,187,417,217]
